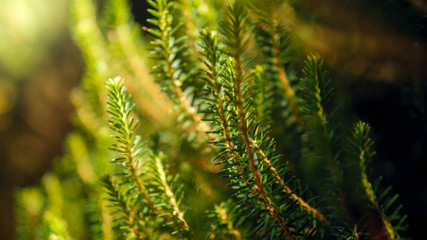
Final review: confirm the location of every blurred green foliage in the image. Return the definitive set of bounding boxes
[2,0,425,239]
[0,0,68,79]
[11,0,415,239]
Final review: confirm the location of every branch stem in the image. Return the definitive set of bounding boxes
[233,40,295,239]
[251,140,331,227]
[155,156,190,230]
[270,20,302,124]
[159,5,213,138]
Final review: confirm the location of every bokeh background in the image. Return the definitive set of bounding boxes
[0,0,426,239]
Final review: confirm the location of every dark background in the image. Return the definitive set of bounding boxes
[0,0,426,239]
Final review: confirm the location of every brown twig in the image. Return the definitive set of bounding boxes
[233,43,296,239]
[214,104,255,194]
[360,149,396,240]
[270,20,302,125]
[155,155,190,230]
[124,134,155,209]
[158,7,214,140]
[251,140,331,227]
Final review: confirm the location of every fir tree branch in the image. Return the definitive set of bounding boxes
[200,6,326,237]
[106,0,171,124]
[107,77,191,237]
[199,30,254,193]
[299,55,350,220]
[107,77,154,209]
[250,3,301,125]
[236,78,295,239]
[269,20,302,124]
[352,122,396,240]
[221,3,296,239]
[251,140,330,227]
[213,91,253,191]
[152,154,189,231]
[147,0,212,138]
[101,175,145,239]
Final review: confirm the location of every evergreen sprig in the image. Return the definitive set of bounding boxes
[146,0,210,136]
[250,2,301,125]
[146,152,190,236]
[298,55,345,206]
[350,122,409,240]
[200,9,326,239]
[106,76,191,238]
[101,175,145,239]
[106,77,153,211]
